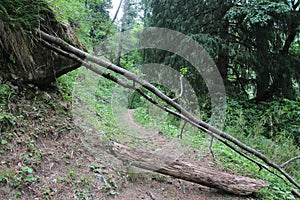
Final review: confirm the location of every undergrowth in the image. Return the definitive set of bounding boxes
[0,73,121,199]
[0,77,73,198]
[89,68,300,199]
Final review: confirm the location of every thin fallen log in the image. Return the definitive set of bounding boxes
[35,29,300,191]
[39,37,277,180]
[110,141,269,196]
[291,188,300,198]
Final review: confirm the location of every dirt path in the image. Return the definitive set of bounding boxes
[111,109,249,200]
[119,109,187,159]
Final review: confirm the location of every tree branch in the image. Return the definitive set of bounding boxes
[178,120,187,139]
[111,0,123,26]
[172,74,183,101]
[280,156,300,168]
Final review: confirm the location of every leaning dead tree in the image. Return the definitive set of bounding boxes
[35,29,300,192]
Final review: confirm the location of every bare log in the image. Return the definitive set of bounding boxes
[110,141,269,196]
[35,29,300,190]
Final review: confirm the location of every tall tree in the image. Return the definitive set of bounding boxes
[227,0,300,100]
[86,0,112,51]
[117,0,130,66]
[116,0,140,66]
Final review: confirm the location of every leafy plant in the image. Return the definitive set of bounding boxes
[90,165,101,173]
[1,139,7,145]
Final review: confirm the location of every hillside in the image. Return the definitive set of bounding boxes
[0,75,250,200]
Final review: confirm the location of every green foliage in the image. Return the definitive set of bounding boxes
[0,0,48,29]
[48,0,113,48]
[150,173,167,183]
[1,139,7,145]
[132,94,299,199]
[225,98,300,145]
[0,165,39,191]
[120,49,143,71]
[226,1,289,26]
[127,167,139,182]
[100,175,118,196]
[144,0,300,100]
[215,139,297,200]
[57,69,78,102]
[180,67,188,75]
[2,1,298,198]
[216,98,300,199]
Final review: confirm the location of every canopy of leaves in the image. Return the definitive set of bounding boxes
[48,0,113,48]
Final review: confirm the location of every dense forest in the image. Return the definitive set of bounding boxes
[0,0,299,199]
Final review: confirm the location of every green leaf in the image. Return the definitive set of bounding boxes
[1,140,7,145]
[22,166,33,174]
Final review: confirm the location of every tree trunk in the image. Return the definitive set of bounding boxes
[116,0,130,66]
[216,1,231,83]
[110,142,269,196]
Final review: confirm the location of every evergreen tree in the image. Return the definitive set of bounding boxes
[85,0,112,50]
[144,0,300,100]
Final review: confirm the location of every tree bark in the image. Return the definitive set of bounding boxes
[110,141,269,196]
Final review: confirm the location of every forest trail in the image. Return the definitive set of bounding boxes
[119,109,187,160]
[111,109,248,200]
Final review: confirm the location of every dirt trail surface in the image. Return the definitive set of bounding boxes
[110,109,249,200]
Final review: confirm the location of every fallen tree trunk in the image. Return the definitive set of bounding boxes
[110,141,269,196]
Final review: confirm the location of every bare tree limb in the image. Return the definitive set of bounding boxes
[292,188,300,198]
[111,0,123,26]
[116,0,129,66]
[178,120,187,139]
[172,74,184,101]
[100,0,123,42]
[280,156,300,168]
[35,29,300,190]
[209,136,215,158]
